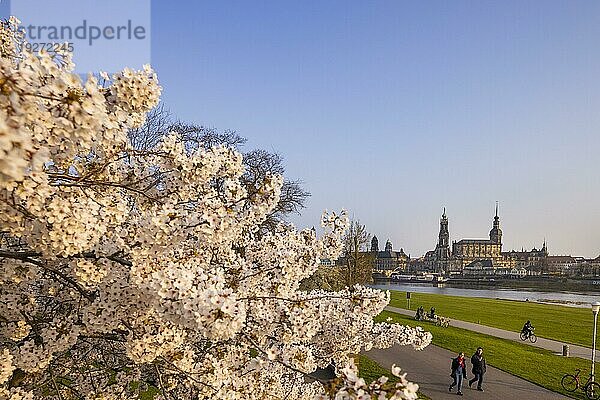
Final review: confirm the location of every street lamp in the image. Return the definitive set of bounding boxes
[592,302,600,382]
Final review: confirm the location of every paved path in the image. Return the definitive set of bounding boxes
[387,305,598,361]
[365,343,569,399]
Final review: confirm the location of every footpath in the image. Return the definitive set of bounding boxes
[386,305,599,361]
[365,343,569,399]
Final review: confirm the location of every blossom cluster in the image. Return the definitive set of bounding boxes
[0,17,431,400]
[315,360,420,400]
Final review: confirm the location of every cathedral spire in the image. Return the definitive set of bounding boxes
[438,207,449,248]
[493,201,500,226]
[490,202,502,244]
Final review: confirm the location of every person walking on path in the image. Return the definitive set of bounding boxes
[469,347,487,392]
[449,352,467,396]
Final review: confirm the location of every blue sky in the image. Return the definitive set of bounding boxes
[6,1,600,257]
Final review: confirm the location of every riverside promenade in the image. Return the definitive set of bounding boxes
[365,343,569,399]
[386,305,598,361]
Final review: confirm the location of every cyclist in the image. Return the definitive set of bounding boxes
[522,320,534,337]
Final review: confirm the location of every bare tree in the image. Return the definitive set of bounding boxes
[128,104,174,150]
[299,220,374,291]
[242,150,309,233]
[128,106,310,230]
[128,105,247,151]
[340,220,375,287]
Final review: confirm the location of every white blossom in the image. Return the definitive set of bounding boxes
[0,16,430,400]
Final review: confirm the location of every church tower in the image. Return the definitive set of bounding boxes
[385,240,392,252]
[434,207,451,273]
[438,207,449,248]
[371,236,379,252]
[542,239,548,256]
[489,202,502,244]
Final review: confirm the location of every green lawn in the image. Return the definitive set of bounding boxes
[389,290,594,348]
[377,310,594,399]
[357,354,431,400]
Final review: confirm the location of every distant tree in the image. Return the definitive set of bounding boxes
[341,220,375,287]
[298,266,344,292]
[300,220,375,291]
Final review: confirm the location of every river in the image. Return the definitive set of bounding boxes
[369,282,600,308]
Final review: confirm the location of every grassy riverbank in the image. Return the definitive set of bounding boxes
[388,290,593,348]
[377,310,591,399]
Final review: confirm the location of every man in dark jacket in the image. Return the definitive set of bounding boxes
[469,347,487,391]
[449,352,467,396]
[522,320,534,337]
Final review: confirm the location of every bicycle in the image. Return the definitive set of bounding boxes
[561,369,600,399]
[414,313,450,328]
[519,327,537,343]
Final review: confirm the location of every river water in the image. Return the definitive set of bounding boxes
[369,282,600,308]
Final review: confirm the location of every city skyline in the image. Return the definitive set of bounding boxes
[365,203,594,259]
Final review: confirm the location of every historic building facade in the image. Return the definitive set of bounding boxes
[369,236,410,276]
[569,256,600,277]
[422,205,549,275]
[451,204,504,269]
[501,244,548,271]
